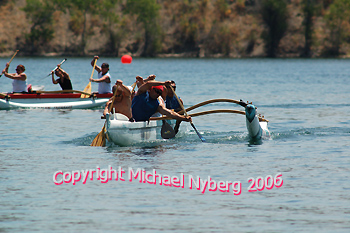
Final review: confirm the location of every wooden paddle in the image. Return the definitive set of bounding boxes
[81,59,97,98]
[169,86,206,142]
[131,81,137,91]
[36,90,91,95]
[47,58,67,76]
[91,83,120,147]
[0,50,19,78]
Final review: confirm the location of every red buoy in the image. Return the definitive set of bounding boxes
[121,55,132,64]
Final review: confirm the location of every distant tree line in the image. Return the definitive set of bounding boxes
[5,0,350,57]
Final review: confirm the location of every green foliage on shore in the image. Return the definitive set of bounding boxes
[260,0,288,57]
[125,0,161,57]
[22,0,55,54]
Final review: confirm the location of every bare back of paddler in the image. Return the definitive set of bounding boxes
[103,80,132,120]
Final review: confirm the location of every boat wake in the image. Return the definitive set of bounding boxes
[269,126,350,141]
[69,126,349,148]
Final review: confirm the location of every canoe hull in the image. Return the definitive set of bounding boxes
[106,113,176,146]
[0,93,112,110]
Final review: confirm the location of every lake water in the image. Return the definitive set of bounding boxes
[0,57,349,232]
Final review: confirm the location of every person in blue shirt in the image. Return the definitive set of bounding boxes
[164,80,184,133]
[131,76,191,123]
[165,80,182,112]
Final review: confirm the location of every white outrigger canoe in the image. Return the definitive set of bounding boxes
[0,90,113,110]
[104,99,270,146]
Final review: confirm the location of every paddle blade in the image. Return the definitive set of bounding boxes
[91,127,106,147]
[161,120,176,139]
[81,82,91,98]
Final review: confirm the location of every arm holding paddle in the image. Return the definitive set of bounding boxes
[51,64,67,84]
[89,56,111,84]
[136,80,191,122]
[157,105,192,122]
[49,59,67,76]
[135,79,168,95]
[1,63,9,77]
[2,63,26,81]
[91,56,102,73]
[51,70,58,84]
[0,50,19,78]
[90,75,110,83]
[136,74,156,88]
[38,58,68,80]
[169,85,206,142]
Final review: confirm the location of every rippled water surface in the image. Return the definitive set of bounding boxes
[1,57,349,232]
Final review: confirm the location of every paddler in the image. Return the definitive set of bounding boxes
[102,80,133,121]
[51,64,73,90]
[165,80,182,112]
[2,63,30,93]
[131,76,191,123]
[164,80,183,134]
[89,56,112,94]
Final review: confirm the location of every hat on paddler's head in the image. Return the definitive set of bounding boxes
[151,85,164,93]
[101,63,109,68]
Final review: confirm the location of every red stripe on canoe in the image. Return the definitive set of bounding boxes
[1,93,113,99]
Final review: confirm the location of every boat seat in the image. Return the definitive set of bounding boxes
[32,85,45,91]
[113,113,129,121]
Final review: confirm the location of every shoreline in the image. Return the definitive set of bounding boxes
[1,52,350,59]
